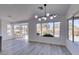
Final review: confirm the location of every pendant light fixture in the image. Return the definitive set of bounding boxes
[35,4,57,21]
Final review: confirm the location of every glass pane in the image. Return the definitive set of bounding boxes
[42,22,53,37]
[22,26,25,35]
[7,24,12,35]
[21,24,28,39]
[47,23,53,35]
[54,22,60,37]
[69,20,73,41]
[14,25,21,37]
[37,23,41,36]
[42,23,48,35]
[74,19,79,44]
[22,25,28,35]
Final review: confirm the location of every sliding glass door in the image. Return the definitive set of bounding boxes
[68,17,79,45]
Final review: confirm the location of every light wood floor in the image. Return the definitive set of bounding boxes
[0,38,71,55]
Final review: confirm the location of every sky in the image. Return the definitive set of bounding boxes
[74,20,79,27]
[48,22,60,28]
[69,20,79,27]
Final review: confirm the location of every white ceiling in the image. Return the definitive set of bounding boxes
[0,4,70,22]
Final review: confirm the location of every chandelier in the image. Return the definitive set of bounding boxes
[35,4,57,21]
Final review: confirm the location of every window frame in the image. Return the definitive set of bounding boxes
[7,24,12,36]
[36,21,60,37]
[68,16,79,42]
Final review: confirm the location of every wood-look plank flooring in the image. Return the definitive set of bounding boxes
[0,38,71,55]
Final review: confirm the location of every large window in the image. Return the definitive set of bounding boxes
[7,23,28,39]
[36,22,60,37]
[37,23,41,36]
[69,18,79,44]
[14,25,21,37]
[42,23,53,36]
[69,20,73,41]
[74,20,79,44]
[7,24,12,36]
[21,25,28,35]
[54,22,60,37]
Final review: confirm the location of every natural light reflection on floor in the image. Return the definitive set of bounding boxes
[23,35,28,42]
[69,36,79,45]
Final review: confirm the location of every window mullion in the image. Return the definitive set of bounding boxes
[41,22,42,36]
[72,17,74,42]
[53,22,55,36]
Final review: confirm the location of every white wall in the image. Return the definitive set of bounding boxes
[66,4,79,18]
[66,4,79,55]
[1,20,8,40]
[1,20,9,51]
